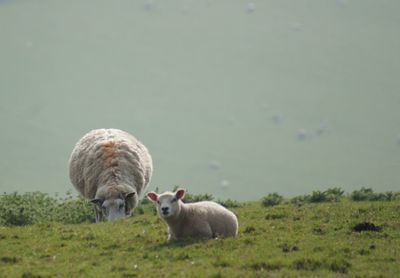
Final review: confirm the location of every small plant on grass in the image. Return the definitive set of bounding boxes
[324,187,344,201]
[309,188,344,203]
[350,187,397,201]
[292,258,322,271]
[184,192,214,203]
[290,195,310,206]
[329,259,351,273]
[0,192,94,226]
[290,187,345,205]
[0,192,57,226]
[350,187,375,201]
[309,191,328,203]
[172,186,214,203]
[217,199,242,208]
[261,193,284,207]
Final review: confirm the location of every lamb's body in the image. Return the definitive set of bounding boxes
[69,128,152,221]
[147,189,238,241]
[166,201,238,241]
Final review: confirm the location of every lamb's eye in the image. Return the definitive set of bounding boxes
[171,198,177,203]
[157,200,161,205]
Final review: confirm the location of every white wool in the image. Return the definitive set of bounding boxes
[69,128,152,222]
[148,190,238,241]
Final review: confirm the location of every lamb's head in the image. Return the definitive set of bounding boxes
[147,189,185,219]
[91,190,137,221]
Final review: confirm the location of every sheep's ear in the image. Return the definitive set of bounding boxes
[125,192,135,199]
[147,192,158,202]
[90,199,103,206]
[175,189,186,200]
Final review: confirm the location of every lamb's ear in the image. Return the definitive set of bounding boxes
[147,192,158,202]
[175,188,186,200]
[125,192,136,199]
[90,199,104,206]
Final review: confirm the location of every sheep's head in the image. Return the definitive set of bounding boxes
[147,188,185,219]
[91,191,136,221]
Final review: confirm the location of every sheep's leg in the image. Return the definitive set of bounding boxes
[167,227,177,242]
[203,224,213,239]
[95,209,103,223]
[167,234,173,243]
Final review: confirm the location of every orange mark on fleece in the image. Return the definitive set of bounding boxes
[101,141,116,168]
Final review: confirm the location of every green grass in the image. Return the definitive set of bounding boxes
[0,192,399,277]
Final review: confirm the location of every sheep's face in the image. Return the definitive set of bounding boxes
[102,198,126,221]
[91,192,136,221]
[147,189,185,219]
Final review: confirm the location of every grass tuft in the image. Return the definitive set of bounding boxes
[261,193,284,207]
[292,258,323,271]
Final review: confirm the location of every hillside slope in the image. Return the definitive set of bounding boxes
[0,199,399,277]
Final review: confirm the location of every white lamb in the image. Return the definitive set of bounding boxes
[147,188,238,241]
[69,128,153,222]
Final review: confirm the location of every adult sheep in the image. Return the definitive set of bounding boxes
[69,128,153,222]
[147,188,238,241]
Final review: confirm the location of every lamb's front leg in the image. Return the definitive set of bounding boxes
[167,227,177,242]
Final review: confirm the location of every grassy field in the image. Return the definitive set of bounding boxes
[0,190,399,277]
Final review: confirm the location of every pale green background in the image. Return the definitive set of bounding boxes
[0,0,399,200]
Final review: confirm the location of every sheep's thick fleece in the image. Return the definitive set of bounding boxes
[167,201,238,241]
[69,128,152,202]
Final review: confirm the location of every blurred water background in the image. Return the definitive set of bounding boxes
[0,0,399,201]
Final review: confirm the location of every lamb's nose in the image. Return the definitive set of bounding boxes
[161,207,169,214]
